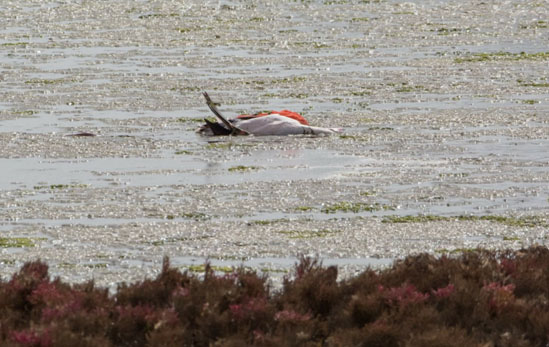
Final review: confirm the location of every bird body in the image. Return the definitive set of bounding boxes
[198,92,341,136]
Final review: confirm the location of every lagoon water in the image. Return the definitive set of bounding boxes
[0,0,548,288]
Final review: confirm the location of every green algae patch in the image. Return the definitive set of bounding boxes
[0,237,37,248]
[322,202,394,214]
[138,13,179,19]
[206,142,255,150]
[278,229,340,239]
[454,51,549,63]
[33,183,88,190]
[350,90,372,96]
[181,212,210,220]
[184,264,234,273]
[83,263,108,269]
[439,172,470,178]
[383,215,548,228]
[1,42,29,47]
[520,20,548,29]
[10,110,36,116]
[250,218,289,225]
[24,78,69,85]
[435,248,478,254]
[517,79,549,88]
[383,215,450,223]
[228,165,261,172]
[176,116,209,123]
[395,84,425,93]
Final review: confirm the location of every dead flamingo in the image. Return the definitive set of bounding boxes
[198,92,341,136]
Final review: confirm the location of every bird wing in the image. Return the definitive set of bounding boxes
[203,92,249,136]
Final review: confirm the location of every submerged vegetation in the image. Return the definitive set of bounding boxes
[228,165,262,172]
[277,229,340,239]
[2,247,549,345]
[454,51,549,63]
[0,237,37,248]
[322,201,394,214]
[382,214,549,228]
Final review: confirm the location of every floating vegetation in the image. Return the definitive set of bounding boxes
[382,215,548,228]
[350,90,372,96]
[206,142,233,149]
[278,229,340,239]
[228,165,261,172]
[439,172,470,178]
[518,82,549,87]
[10,110,36,116]
[24,78,67,85]
[33,183,88,190]
[249,218,289,225]
[138,13,179,19]
[521,99,538,104]
[1,42,29,47]
[339,133,374,141]
[432,27,467,35]
[176,117,208,123]
[184,264,234,273]
[394,83,425,93]
[272,76,307,84]
[454,51,549,63]
[516,78,549,87]
[0,237,37,248]
[83,263,108,269]
[295,206,314,212]
[383,215,451,223]
[435,247,478,254]
[287,92,309,99]
[206,142,255,150]
[368,126,393,131]
[175,150,192,155]
[176,27,194,33]
[181,212,210,220]
[292,42,329,49]
[57,262,76,269]
[520,20,548,29]
[321,202,394,214]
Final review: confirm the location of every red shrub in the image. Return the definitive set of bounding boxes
[10,329,52,347]
[432,283,455,299]
[379,283,430,307]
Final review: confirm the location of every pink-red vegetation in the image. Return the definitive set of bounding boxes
[1,247,549,346]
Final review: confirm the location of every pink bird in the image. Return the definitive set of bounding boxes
[198,92,341,136]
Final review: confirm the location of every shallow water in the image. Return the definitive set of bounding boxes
[1,0,548,287]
